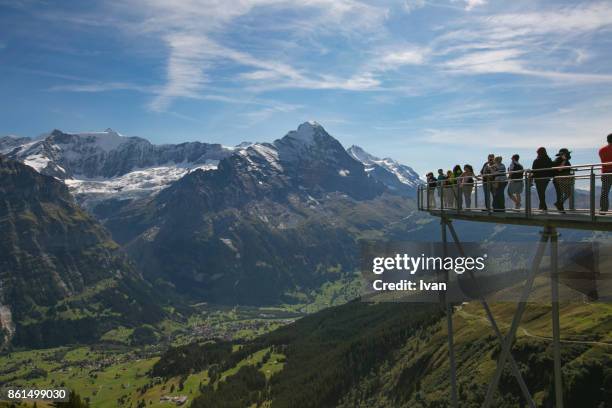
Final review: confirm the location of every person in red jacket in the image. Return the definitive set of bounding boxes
[600,133,612,213]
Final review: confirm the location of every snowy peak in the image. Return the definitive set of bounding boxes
[273,121,347,162]
[293,121,321,142]
[347,145,421,196]
[4,128,236,210]
[8,128,233,179]
[3,123,422,210]
[0,135,31,154]
[347,145,377,164]
[48,128,128,152]
[278,121,329,146]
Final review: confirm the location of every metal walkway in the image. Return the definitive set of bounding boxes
[418,162,612,231]
[426,208,612,231]
[416,162,612,408]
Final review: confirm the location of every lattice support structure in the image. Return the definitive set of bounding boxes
[438,215,564,408]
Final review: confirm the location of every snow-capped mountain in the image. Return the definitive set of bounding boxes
[0,135,31,154]
[6,128,234,179]
[2,123,420,211]
[3,128,234,208]
[347,145,422,196]
[103,122,399,303]
[197,121,384,202]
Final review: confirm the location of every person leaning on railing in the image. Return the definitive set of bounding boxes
[600,133,612,213]
[531,147,554,211]
[552,148,572,213]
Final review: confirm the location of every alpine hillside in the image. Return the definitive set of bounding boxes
[0,156,164,349]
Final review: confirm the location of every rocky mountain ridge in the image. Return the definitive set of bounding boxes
[2,123,421,210]
[0,155,163,348]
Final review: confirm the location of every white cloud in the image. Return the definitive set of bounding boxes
[149,34,212,111]
[129,0,390,110]
[444,49,526,74]
[451,0,486,11]
[33,0,612,121]
[422,96,612,149]
[464,0,486,11]
[403,0,425,13]
[484,3,612,35]
[149,32,306,111]
[435,2,612,83]
[381,48,427,66]
[244,101,302,123]
[49,82,157,93]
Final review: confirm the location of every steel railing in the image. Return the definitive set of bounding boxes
[417,162,612,221]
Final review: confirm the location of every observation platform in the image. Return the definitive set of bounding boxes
[425,208,612,231]
[415,161,612,408]
[417,162,612,232]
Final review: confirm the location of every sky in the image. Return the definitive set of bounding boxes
[1,0,611,175]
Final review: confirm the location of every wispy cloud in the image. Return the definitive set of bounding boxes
[421,95,612,149]
[457,0,486,11]
[379,47,428,68]
[435,2,612,83]
[49,81,157,93]
[14,0,612,134]
[243,101,303,124]
[129,0,390,110]
[403,0,425,13]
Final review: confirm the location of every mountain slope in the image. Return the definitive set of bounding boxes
[0,156,164,348]
[103,123,422,304]
[4,129,234,211]
[5,128,233,179]
[153,293,612,408]
[347,145,421,197]
[0,135,31,154]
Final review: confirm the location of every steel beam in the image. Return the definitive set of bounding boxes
[441,217,459,408]
[550,228,564,408]
[482,227,551,408]
[445,220,536,408]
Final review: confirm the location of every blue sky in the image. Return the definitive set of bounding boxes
[1,0,612,174]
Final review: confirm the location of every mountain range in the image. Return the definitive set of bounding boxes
[2,122,610,408]
[101,122,424,304]
[1,123,421,213]
[0,122,425,345]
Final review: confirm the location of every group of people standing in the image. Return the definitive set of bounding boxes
[425,133,612,213]
[426,165,476,209]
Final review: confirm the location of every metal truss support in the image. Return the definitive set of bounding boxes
[550,229,564,408]
[482,226,553,408]
[441,217,459,408]
[444,219,536,408]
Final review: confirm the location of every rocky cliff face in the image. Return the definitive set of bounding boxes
[2,129,234,212]
[0,156,163,348]
[5,128,233,179]
[102,123,422,304]
[347,145,421,196]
